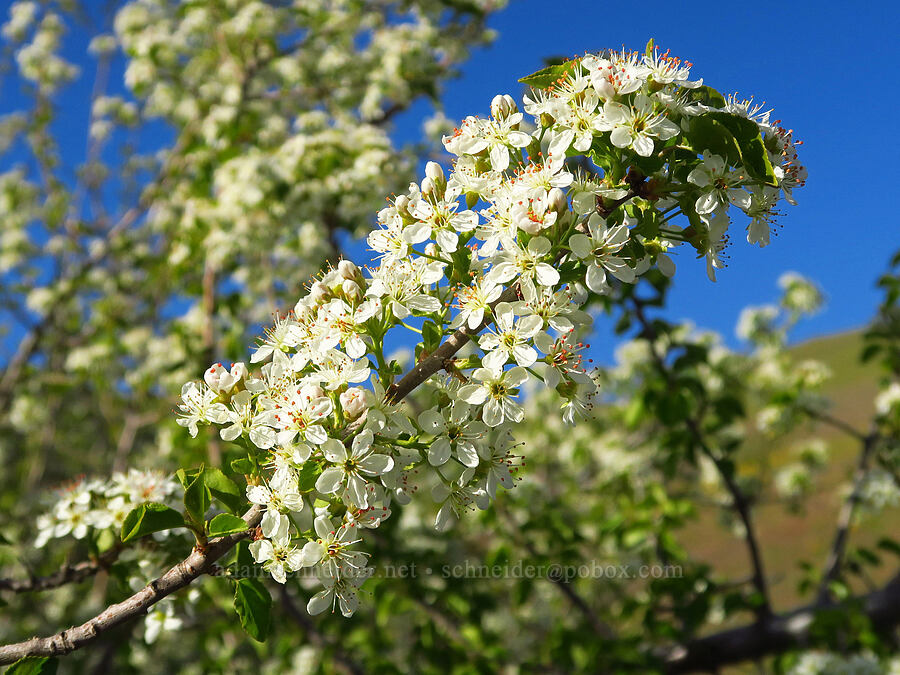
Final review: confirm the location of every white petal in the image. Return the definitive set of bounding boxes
[428,438,452,466]
[300,541,325,567]
[483,399,503,427]
[358,454,394,475]
[307,589,332,615]
[249,539,274,563]
[321,438,347,463]
[505,366,529,388]
[315,467,345,494]
[457,384,487,405]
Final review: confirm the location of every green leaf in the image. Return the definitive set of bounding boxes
[230,457,253,475]
[422,321,442,354]
[295,461,322,492]
[202,467,244,514]
[645,38,655,58]
[449,245,472,284]
[687,115,742,167]
[738,135,777,185]
[208,513,248,537]
[175,467,200,489]
[706,111,760,142]
[6,657,58,675]
[183,473,211,524]
[706,112,777,185]
[687,85,727,109]
[233,578,272,641]
[518,61,576,89]
[121,503,185,543]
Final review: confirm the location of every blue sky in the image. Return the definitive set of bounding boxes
[2,1,898,367]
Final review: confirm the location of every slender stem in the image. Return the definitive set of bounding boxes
[409,247,453,266]
[803,407,868,442]
[817,431,879,602]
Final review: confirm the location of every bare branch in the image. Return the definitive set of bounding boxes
[386,285,520,404]
[665,571,900,673]
[803,407,868,443]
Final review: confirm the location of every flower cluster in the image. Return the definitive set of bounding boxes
[34,470,180,548]
[177,45,804,615]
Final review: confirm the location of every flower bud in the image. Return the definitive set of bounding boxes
[394,194,411,218]
[337,259,360,282]
[309,281,330,305]
[230,362,248,383]
[548,187,568,215]
[341,278,363,302]
[204,362,246,394]
[424,243,439,258]
[420,177,437,197]
[424,161,445,185]
[340,387,370,419]
[294,296,315,319]
[204,363,229,393]
[491,94,517,120]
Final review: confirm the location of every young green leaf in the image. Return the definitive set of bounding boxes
[233,577,272,641]
[208,513,248,537]
[518,61,576,89]
[183,473,211,524]
[6,657,59,675]
[202,467,244,514]
[120,503,185,543]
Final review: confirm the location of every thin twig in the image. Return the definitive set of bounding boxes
[817,431,879,602]
[277,586,364,675]
[496,504,616,640]
[0,547,121,594]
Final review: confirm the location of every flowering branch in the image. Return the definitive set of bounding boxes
[9,42,808,663]
[165,44,803,622]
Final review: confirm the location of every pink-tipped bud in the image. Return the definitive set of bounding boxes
[340,387,370,419]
